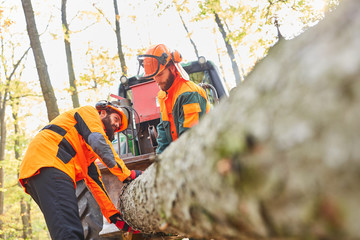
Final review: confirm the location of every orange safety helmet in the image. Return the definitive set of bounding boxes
[95,100,129,132]
[137,44,188,80]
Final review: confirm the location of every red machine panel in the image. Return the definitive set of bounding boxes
[130,80,160,123]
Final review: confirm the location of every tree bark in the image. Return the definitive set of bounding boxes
[214,11,242,86]
[119,1,360,239]
[0,93,7,240]
[61,0,80,108]
[0,73,11,239]
[12,97,32,239]
[20,197,32,239]
[113,0,127,76]
[21,0,59,121]
[213,26,227,86]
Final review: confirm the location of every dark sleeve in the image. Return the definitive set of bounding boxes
[84,162,119,223]
[156,113,171,154]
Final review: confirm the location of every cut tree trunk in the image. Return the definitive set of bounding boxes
[119,1,360,240]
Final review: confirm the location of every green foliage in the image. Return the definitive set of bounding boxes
[77,42,119,101]
[0,154,48,239]
[0,7,14,38]
[192,0,340,75]
[0,7,48,237]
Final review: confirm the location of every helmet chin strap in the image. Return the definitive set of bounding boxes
[173,62,189,80]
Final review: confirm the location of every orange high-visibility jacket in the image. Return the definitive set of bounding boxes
[156,74,210,154]
[19,105,131,223]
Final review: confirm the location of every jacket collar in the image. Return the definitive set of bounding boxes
[158,73,186,99]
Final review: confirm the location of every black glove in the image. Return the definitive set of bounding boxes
[123,170,143,184]
[109,213,140,233]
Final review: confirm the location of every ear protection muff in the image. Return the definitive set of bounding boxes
[171,50,182,63]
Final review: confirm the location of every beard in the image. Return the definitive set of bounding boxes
[102,115,115,141]
[163,70,175,91]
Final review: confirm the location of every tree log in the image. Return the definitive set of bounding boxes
[119,1,360,239]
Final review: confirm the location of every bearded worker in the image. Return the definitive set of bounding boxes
[137,44,211,154]
[19,100,141,239]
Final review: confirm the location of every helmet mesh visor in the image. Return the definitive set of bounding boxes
[137,55,160,79]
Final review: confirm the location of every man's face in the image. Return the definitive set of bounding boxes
[101,112,122,141]
[154,65,175,91]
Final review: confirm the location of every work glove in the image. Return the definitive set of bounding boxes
[110,213,140,234]
[123,170,143,184]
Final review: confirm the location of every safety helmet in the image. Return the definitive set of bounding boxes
[95,100,128,132]
[137,44,189,80]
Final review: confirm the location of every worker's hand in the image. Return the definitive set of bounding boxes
[123,170,143,184]
[110,213,140,234]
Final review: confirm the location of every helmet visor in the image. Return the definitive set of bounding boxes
[136,53,169,80]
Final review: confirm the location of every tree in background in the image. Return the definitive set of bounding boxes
[21,0,59,121]
[61,0,80,108]
[0,35,39,240]
[220,0,339,74]
[212,26,228,87]
[77,43,119,102]
[1,4,49,238]
[10,84,32,240]
[172,0,200,59]
[198,0,243,85]
[0,7,7,236]
[93,1,128,76]
[4,51,48,240]
[0,12,30,237]
[113,0,128,76]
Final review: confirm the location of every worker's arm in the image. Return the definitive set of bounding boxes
[84,162,138,233]
[175,90,210,136]
[156,114,171,154]
[86,131,130,181]
[84,162,119,222]
[76,106,131,182]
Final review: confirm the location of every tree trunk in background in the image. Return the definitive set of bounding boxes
[0,42,29,238]
[178,11,199,59]
[213,27,227,86]
[0,102,6,239]
[61,0,80,108]
[12,98,32,239]
[113,0,127,76]
[224,19,246,80]
[214,11,242,86]
[21,0,59,121]
[119,1,360,239]
[0,78,10,239]
[20,198,32,239]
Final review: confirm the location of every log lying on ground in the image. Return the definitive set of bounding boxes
[119,1,360,239]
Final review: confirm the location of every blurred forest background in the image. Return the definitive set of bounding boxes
[0,0,339,239]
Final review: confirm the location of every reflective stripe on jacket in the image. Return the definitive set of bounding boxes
[156,75,210,154]
[19,105,131,222]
